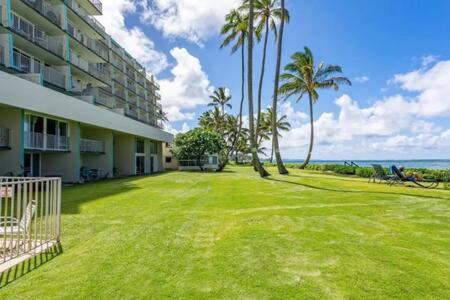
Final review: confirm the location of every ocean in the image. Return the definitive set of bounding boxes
[282,159,450,170]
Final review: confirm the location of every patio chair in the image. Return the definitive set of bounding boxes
[391,166,439,189]
[0,200,37,235]
[369,164,397,184]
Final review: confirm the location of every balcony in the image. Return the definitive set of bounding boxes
[41,64,66,89]
[111,56,124,71]
[24,131,70,151]
[80,87,114,108]
[88,64,111,85]
[12,51,66,89]
[0,45,5,66]
[21,0,63,28]
[70,51,89,72]
[0,128,9,148]
[10,14,64,58]
[80,138,105,154]
[67,23,107,60]
[114,89,126,100]
[66,0,105,36]
[125,107,138,120]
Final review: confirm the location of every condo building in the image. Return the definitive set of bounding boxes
[0,0,173,182]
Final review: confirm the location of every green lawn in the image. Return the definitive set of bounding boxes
[0,166,449,299]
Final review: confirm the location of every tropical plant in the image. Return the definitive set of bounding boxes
[264,107,291,162]
[242,0,289,143]
[173,128,225,171]
[208,87,232,115]
[221,9,248,132]
[271,0,289,174]
[279,47,351,168]
[199,107,225,132]
[247,0,270,177]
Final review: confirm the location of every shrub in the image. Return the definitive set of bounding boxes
[355,167,375,178]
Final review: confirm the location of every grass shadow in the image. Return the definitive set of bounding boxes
[0,243,63,289]
[62,174,167,215]
[265,177,449,200]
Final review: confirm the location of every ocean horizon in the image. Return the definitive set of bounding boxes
[279,159,450,170]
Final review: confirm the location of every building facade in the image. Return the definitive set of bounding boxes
[0,0,173,182]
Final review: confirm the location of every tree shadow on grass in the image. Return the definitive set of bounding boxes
[264,177,450,200]
[0,243,63,289]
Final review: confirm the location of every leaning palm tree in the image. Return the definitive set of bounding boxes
[265,107,291,163]
[208,87,232,116]
[242,0,289,143]
[271,0,289,174]
[221,10,248,131]
[280,47,351,168]
[247,0,270,177]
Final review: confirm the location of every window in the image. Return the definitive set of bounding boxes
[149,142,157,154]
[165,157,172,163]
[136,139,145,154]
[13,49,31,73]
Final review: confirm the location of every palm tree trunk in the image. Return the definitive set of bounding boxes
[300,94,314,169]
[270,145,274,163]
[271,0,288,175]
[238,41,245,136]
[255,20,270,143]
[248,0,270,177]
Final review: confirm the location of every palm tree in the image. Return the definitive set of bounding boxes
[271,0,289,174]
[243,0,289,143]
[247,0,270,177]
[208,87,232,116]
[279,47,351,168]
[221,10,248,132]
[264,107,290,162]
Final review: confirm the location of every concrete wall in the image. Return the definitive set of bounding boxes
[40,122,80,182]
[0,107,22,175]
[162,143,178,170]
[81,127,113,178]
[0,71,173,143]
[114,134,135,176]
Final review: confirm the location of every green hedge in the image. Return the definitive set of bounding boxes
[272,163,450,182]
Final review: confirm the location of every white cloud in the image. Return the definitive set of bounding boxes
[159,47,214,122]
[96,0,168,73]
[420,55,439,68]
[164,122,191,135]
[354,76,369,83]
[140,0,241,45]
[393,60,450,117]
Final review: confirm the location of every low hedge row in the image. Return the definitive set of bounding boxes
[264,162,450,182]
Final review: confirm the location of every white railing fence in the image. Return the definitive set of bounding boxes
[0,177,61,272]
[24,132,70,151]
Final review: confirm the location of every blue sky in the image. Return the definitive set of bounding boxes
[98,0,450,160]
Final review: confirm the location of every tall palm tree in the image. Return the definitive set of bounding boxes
[243,0,289,143]
[279,47,351,168]
[247,0,270,177]
[271,0,289,174]
[221,10,248,132]
[262,107,290,162]
[208,87,232,116]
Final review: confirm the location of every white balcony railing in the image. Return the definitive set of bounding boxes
[66,0,105,35]
[0,128,9,148]
[70,52,89,72]
[41,65,66,89]
[0,177,61,273]
[88,0,102,13]
[11,13,64,57]
[80,138,105,153]
[24,132,70,151]
[22,0,62,27]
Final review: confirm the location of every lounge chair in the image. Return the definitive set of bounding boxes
[0,200,37,235]
[369,164,397,184]
[391,166,439,189]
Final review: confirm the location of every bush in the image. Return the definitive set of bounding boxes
[355,167,375,178]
